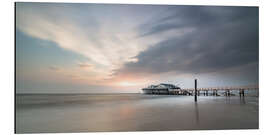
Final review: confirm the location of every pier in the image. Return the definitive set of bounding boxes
[181,86,258,97]
[142,80,258,97]
[142,85,258,96]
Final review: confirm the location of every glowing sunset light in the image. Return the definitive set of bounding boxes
[118,81,138,87]
[16,3,258,93]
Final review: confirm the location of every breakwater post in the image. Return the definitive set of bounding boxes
[239,89,245,97]
[195,79,197,102]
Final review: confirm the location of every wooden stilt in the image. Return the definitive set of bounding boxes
[195,79,197,102]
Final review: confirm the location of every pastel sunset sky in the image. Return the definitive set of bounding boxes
[16,3,258,93]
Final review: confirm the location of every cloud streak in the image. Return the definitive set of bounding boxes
[114,6,258,80]
[16,3,158,81]
[16,3,259,92]
[78,63,92,68]
[49,66,60,71]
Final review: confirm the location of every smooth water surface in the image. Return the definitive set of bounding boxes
[16,93,258,133]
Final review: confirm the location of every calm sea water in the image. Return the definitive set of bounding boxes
[16,93,258,133]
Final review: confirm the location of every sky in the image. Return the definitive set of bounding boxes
[16,3,259,93]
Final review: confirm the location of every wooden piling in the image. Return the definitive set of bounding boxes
[239,89,245,97]
[195,79,197,102]
[225,89,229,96]
[214,90,218,96]
[239,89,242,97]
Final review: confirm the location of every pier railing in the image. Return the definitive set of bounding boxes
[180,84,258,98]
[182,85,259,91]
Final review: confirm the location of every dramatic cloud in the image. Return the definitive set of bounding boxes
[16,3,158,82]
[16,3,258,93]
[115,6,258,78]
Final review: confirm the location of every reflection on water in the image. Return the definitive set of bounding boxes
[194,102,199,125]
[16,94,258,133]
[240,96,246,104]
[223,94,247,105]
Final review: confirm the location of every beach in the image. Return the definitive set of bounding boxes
[16,93,258,133]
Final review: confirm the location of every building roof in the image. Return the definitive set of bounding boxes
[144,83,180,89]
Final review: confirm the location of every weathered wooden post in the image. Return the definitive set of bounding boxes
[214,89,218,96]
[239,89,245,97]
[195,79,197,102]
[239,89,242,97]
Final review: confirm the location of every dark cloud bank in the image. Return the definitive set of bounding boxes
[116,6,258,79]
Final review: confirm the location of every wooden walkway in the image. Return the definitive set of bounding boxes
[180,85,258,97]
